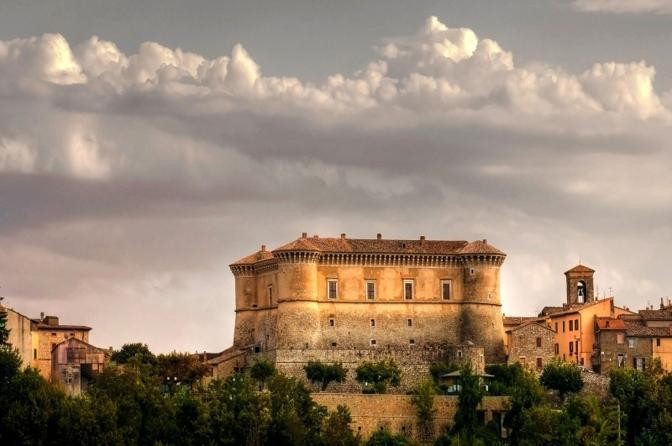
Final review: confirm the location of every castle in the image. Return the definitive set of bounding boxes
[211,233,507,389]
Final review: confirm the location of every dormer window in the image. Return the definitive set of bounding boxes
[327,279,338,299]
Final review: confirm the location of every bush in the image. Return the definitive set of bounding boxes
[411,379,437,441]
[250,357,276,389]
[365,429,411,446]
[355,360,401,394]
[540,359,583,398]
[304,360,347,391]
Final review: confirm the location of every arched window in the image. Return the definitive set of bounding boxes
[577,281,586,304]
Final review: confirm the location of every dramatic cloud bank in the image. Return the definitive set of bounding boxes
[573,0,672,14]
[2,17,672,352]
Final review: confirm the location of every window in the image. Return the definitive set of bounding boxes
[268,286,273,304]
[562,321,566,332]
[536,357,543,369]
[254,346,261,353]
[329,318,335,327]
[519,356,526,364]
[575,319,579,330]
[407,318,413,327]
[370,319,376,327]
[33,349,37,360]
[366,280,376,300]
[554,343,559,355]
[403,280,414,300]
[469,268,475,276]
[441,280,452,300]
[617,333,625,344]
[51,332,57,336]
[327,279,338,299]
[628,338,636,349]
[555,322,558,332]
[370,339,377,347]
[575,341,579,354]
[457,350,463,359]
[409,339,415,345]
[657,338,661,347]
[569,341,574,354]
[617,353,625,368]
[569,321,573,332]
[536,337,542,348]
[331,342,337,347]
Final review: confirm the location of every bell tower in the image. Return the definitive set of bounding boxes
[565,264,595,305]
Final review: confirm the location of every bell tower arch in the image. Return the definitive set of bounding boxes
[565,264,595,305]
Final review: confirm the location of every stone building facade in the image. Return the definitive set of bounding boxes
[51,337,110,395]
[505,321,555,371]
[0,304,33,368]
[212,234,507,389]
[33,315,91,379]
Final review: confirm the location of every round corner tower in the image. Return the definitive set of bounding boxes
[458,239,506,363]
[273,239,323,350]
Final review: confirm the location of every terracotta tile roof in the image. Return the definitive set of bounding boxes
[544,298,612,318]
[505,320,554,333]
[503,316,540,327]
[458,239,506,255]
[34,322,91,331]
[230,249,274,266]
[273,236,476,255]
[538,306,565,317]
[639,309,672,321]
[624,321,672,337]
[596,317,626,331]
[565,264,595,274]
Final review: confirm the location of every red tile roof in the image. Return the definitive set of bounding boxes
[458,239,506,255]
[503,316,540,327]
[638,309,672,321]
[624,321,672,337]
[565,264,595,274]
[596,317,626,331]
[230,249,274,266]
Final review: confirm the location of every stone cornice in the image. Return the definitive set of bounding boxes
[276,298,502,307]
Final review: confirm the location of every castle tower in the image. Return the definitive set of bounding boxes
[459,240,506,363]
[565,264,595,305]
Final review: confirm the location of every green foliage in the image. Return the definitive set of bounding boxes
[323,405,360,446]
[157,351,210,388]
[365,429,412,446]
[250,357,276,390]
[503,366,548,445]
[355,359,401,394]
[452,364,485,441]
[411,379,437,441]
[485,363,525,395]
[304,360,347,391]
[0,347,22,386]
[540,359,583,397]
[0,309,10,347]
[566,394,621,445]
[516,405,577,446]
[110,342,157,368]
[429,359,458,393]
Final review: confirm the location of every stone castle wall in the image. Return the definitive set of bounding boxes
[312,393,508,441]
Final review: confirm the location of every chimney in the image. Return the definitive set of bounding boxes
[341,233,346,239]
[261,244,266,252]
[377,233,382,240]
[661,297,665,309]
[40,312,44,320]
[301,232,307,239]
[420,235,426,243]
[482,239,487,244]
[313,235,319,239]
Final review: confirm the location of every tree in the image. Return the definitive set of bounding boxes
[565,394,620,446]
[157,351,210,388]
[540,359,583,398]
[304,360,347,391]
[322,405,360,446]
[516,405,577,446]
[452,364,485,442]
[0,309,10,348]
[503,366,548,445]
[410,379,437,441]
[111,343,157,368]
[429,358,458,393]
[250,357,276,390]
[364,429,411,446]
[355,360,401,394]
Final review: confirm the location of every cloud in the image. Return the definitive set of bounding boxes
[1,16,672,352]
[572,0,672,14]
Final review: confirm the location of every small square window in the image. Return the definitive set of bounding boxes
[409,339,415,345]
[331,342,337,347]
[617,333,625,344]
[628,338,635,348]
[403,280,414,300]
[370,339,377,346]
[407,319,412,327]
[536,337,542,348]
[327,279,338,299]
[370,319,376,327]
[441,280,452,300]
[469,268,475,276]
[536,357,543,369]
[366,280,376,300]
[329,318,335,327]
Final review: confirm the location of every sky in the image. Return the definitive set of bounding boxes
[1,0,672,353]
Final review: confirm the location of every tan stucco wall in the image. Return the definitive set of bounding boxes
[4,308,33,368]
[35,328,89,379]
[653,338,672,371]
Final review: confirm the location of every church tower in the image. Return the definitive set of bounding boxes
[565,264,595,305]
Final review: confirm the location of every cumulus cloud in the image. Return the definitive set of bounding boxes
[1,16,672,352]
[573,0,672,14]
